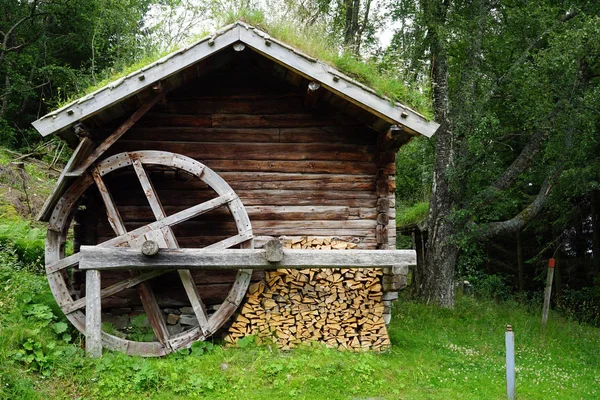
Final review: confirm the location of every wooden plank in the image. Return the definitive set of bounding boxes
[131,156,210,334]
[99,219,377,234]
[121,125,375,145]
[131,157,167,221]
[72,92,166,175]
[38,137,94,221]
[92,168,127,235]
[64,270,165,314]
[104,192,239,247]
[32,24,239,138]
[153,96,303,115]
[113,189,377,203]
[137,113,212,128]
[63,232,252,314]
[93,161,172,348]
[116,205,353,222]
[112,141,376,162]
[239,26,439,137]
[123,127,280,143]
[85,269,102,357]
[156,160,386,175]
[279,127,376,144]
[136,274,171,348]
[79,247,416,271]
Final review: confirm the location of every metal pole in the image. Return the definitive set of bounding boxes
[541,258,556,328]
[505,325,515,400]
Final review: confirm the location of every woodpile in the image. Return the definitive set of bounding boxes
[225,237,391,351]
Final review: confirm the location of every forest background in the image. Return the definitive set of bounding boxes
[1,0,599,325]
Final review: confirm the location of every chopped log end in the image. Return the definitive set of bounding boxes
[226,236,394,352]
[141,240,160,257]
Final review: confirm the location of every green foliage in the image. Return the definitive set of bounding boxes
[126,314,156,342]
[0,0,157,150]
[395,136,434,205]
[556,286,600,326]
[0,220,45,266]
[396,202,429,228]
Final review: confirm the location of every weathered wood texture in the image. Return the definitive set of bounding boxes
[72,59,398,323]
[100,62,393,248]
[78,245,415,271]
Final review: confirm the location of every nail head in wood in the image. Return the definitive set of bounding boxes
[401,111,409,118]
[141,240,160,257]
[151,82,162,92]
[332,75,340,82]
[308,81,321,91]
[264,239,284,263]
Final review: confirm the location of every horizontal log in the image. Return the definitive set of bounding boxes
[278,127,376,145]
[123,127,280,143]
[144,159,386,175]
[138,113,212,127]
[79,247,415,272]
[122,126,376,145]
[153,96,304,115]
[211,113,358,128]
[98,269,264,287]
[116,205,355,222]
[112,188,377,202]
[111,141,376,162]
[96,220,378,238]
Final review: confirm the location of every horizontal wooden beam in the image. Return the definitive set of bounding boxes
[78,246,415,272]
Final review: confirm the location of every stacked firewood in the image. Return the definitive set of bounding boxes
[224,237,391,351]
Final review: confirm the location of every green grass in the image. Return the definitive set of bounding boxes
[396,201,429,227]
[1,253,598,399]
[56,10,432,118]
[0,147,59,265]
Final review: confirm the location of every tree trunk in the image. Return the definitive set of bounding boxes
[517,230,524,292]
[591,190,600,276]
[343,0,361,53]
[417,0,457,307]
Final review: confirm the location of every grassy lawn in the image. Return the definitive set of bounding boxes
[1,258,598,400]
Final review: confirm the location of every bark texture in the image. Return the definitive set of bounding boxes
[418,0,457,307]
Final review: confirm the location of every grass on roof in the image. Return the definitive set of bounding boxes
[396,201,429,227]
[56,9,432,119]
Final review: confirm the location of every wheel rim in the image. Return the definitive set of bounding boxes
[45,151,253,356]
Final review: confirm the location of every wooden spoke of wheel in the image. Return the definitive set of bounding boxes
[93,167,171,348]
[45,151,254,356]
[130,154,210,336]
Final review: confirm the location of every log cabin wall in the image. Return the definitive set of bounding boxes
[72,49,398,321]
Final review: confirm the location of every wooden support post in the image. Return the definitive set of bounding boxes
[541,258,556,328]
[85,269,102,357]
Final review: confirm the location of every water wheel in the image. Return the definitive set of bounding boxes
[45,151,254,356]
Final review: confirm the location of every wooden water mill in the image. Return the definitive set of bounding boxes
[33,22,439,357]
